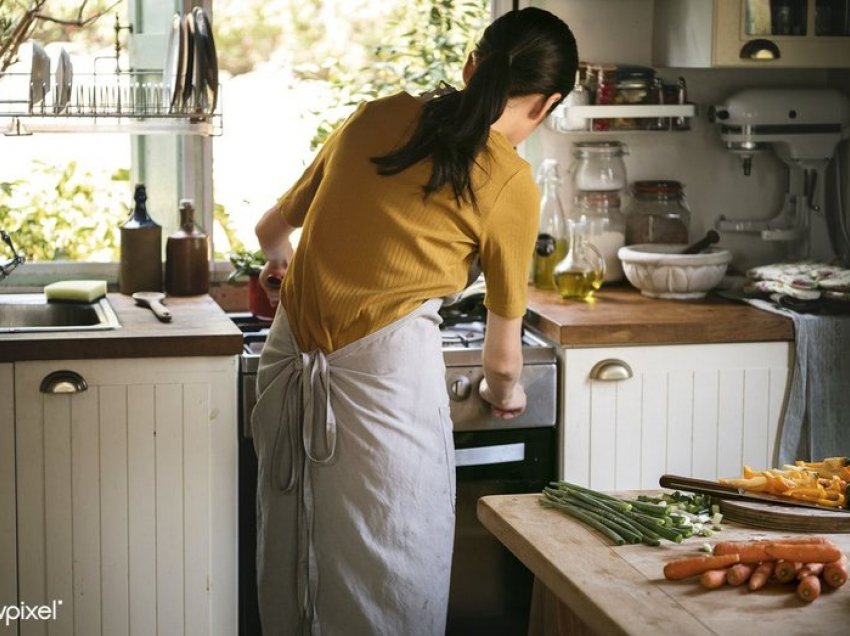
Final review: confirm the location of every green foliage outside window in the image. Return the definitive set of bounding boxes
[0,161,130,261]
[310,0,488,148]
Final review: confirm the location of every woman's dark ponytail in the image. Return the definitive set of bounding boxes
[371,7,578,204]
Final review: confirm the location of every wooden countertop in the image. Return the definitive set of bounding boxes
[478,493,850,636]
[525,285,794,346]
[0,293,243,361]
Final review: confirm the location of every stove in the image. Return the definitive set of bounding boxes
[231,302,559,636]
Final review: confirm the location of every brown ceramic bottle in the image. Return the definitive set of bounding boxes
[165,199,210,295]
[119,184,163,294]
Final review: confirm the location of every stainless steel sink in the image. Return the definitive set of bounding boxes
[0,293,121,333]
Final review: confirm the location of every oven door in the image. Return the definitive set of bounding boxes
[447,426,556,636]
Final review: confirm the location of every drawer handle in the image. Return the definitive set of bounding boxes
[40,370,88,394]
[589,359,633,381]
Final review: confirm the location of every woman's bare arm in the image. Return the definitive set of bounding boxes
[480,312,527,419]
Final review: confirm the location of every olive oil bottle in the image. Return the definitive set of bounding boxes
[533,159,568,290]
[553,219,606,301]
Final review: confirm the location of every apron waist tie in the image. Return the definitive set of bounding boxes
[299,349,337,634]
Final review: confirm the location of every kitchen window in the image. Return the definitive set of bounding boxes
[1,0,491,286]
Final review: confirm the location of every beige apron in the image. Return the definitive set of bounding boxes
[252,299,456,635]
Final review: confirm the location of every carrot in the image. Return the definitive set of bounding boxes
[797,562,825,580]
[775,560,802,583]
[713,536,830,555]
[700,569,728,589]
[823,554,848,589]
[664,554,740,581]
[797,575,821,602]
[713,536,834,563]
[748,562,774,591]
[766,543,843,564]
[726,563,755,586]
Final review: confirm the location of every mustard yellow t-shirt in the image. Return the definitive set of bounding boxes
[277,92,539,353]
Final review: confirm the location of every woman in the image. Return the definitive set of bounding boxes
[252,7,577,634]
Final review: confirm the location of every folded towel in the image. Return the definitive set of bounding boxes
[743,297,850,463]
[44,280,107,303]
[779,311,850,464]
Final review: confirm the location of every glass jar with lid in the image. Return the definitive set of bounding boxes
[570,141,628,192]
[624,180,691,245]
[570,191,626,283]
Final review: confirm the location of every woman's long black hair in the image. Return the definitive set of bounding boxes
[370,7,578,204]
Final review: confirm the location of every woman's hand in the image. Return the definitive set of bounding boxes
[255,202,297,306]
[479,378,527,419]
[258,253,289,306]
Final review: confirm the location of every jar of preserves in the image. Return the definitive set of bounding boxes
[624,180,691,245]
[570,191,626,283]
[570,141,628,192]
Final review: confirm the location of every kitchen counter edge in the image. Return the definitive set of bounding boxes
[525,285,794,347]
[0,293,243,362]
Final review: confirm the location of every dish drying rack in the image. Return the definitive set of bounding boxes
[0,69,222,136]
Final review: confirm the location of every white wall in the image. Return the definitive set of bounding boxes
[528,0,848,271]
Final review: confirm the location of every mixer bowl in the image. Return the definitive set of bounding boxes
[618,244,732,299]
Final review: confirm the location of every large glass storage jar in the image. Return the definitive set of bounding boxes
[624,180,691,245]
[571,141,628,192]
[570,191,626,283]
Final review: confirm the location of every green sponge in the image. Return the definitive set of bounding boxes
[44,280,108,302]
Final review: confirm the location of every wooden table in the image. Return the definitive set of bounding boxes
[478,493,850,636]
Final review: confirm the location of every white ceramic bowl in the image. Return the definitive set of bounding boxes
[617,243,733,299]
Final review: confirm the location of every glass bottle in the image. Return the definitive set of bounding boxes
[592,66,616,132]
[571,141,628,192]
[533,159,569,290]
[571,191,626,283]
[553,218,606,301]
[119,183,162,295]
[624,180,691,245]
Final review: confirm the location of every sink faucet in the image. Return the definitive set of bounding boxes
[1,230,25,281]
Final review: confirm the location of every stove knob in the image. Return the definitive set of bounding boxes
[448,375,472,401]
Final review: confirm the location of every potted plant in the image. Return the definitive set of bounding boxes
[228,250,276,320]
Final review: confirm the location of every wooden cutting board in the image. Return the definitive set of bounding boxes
[719,498,850,532]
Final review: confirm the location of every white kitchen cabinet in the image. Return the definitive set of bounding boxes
[654,0,850,68]
[13,356,237,636]
[559,342,792,490]
[1,364,16,636]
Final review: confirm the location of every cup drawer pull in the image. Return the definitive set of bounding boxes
[589,359,633,381]
[40,370,88,394]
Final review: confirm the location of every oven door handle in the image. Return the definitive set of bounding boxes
[454,442,525,467]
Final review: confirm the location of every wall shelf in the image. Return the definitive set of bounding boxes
[547,103,697,133]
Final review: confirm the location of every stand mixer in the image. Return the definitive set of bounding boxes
[708,88,850,262]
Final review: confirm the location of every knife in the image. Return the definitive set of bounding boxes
[659,474,849,513]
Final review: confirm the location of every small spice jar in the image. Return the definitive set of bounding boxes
[624,180,691,245]
[571,191,626,283]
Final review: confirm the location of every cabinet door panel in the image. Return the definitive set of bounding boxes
[127,385,156,636]
[561,343,791,489]
[99,386,129,636]
[0,364,16,636]
[15,357,237,636]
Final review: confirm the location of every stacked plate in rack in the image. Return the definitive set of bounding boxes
[163,7,218,115]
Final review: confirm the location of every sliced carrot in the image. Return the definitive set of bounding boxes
[726,563,755,586]
[664,554,740,581]
[823,554,848,589]
[775,560,802,583]
[797,575,821,602]
[700,569,728,589]
[748,562,774,591]
[766,544,843,564]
